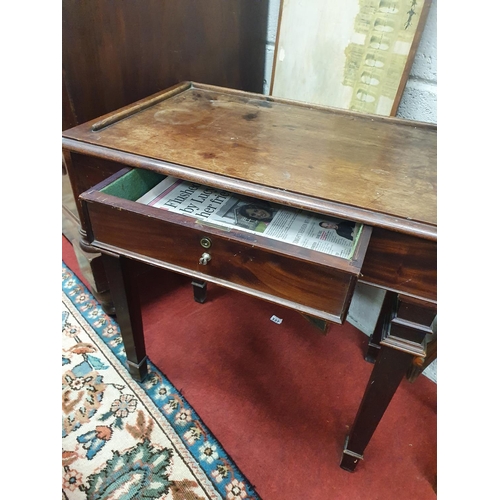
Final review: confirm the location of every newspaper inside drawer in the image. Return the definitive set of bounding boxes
[80,168,372,323]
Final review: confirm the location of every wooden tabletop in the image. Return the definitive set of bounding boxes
[63,82,437,239]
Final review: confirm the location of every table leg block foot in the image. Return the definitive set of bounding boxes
[192,279,207,304]
[340,436,363,472]
[127,357,148,382]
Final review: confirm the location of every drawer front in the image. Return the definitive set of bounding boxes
[83,199,358,322]
[360,227,437,302]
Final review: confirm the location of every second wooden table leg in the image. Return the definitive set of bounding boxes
[192,278,207,304]
[102,253,148,382]
[340,344,413,471]
[342,293,434,471]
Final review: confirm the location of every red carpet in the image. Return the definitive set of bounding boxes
[63,236,437,499]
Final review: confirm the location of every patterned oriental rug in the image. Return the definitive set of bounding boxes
[62,262,260,500]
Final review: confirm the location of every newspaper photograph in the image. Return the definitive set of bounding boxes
[136,176,362,259]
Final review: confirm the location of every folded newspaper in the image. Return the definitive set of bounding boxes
[136,176,363,259]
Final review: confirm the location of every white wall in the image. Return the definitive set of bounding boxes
[262,0,437,383]
[396,0,437,123]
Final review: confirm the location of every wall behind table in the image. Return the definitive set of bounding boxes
[263,0,438,383]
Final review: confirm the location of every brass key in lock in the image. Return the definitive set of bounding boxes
[199,237,212,265]
[199,252,211,265]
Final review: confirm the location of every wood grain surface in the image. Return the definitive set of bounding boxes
[64,83,436,230]
[359,227,437,302]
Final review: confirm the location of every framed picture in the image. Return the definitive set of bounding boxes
[270,0,432,116]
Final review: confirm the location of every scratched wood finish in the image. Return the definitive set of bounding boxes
[80,188,369,322]
[62,1,268,129]
[64,82,436,229]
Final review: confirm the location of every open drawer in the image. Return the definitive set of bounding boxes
[80,167,372,323]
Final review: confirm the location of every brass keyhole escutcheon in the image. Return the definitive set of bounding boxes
[200,237,212,249]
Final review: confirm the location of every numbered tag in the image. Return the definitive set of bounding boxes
[270,315,283,325]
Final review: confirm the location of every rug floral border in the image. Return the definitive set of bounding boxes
[62,262,260,499]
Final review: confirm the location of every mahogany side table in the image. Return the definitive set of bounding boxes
[62,82,437,471]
